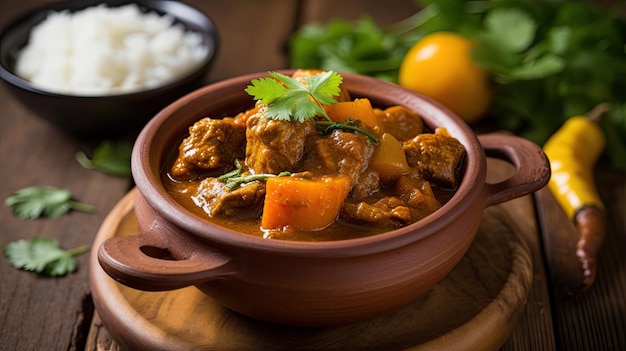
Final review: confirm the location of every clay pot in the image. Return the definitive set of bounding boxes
[97,71,550,327]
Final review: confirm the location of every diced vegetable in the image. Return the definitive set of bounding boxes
[324,98,384,132]
[368,133,410,182]
[261,176,351,231]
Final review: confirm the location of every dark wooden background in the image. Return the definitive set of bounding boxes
[1,1,624,350]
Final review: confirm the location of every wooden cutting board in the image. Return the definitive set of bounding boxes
[88,186,533,351]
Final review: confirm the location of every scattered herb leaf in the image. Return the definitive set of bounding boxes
[4,237,89,276]
[76,140,132,177]
[5,186,95,219]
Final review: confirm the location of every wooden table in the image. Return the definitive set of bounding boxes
[1,1,624,350]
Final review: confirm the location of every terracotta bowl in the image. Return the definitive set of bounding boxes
[97,71,550,327]
[0,0,218,138]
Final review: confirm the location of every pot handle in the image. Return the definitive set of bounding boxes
[478,133,551,208]
[98,215,236,291]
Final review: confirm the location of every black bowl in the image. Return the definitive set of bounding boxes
[0,0,218,138]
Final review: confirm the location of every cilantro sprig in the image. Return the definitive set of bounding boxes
[218,160,291,190]
[5,186,95,219]
[245,71,378,144]
[4,237,89,276]
[246,71,342,122]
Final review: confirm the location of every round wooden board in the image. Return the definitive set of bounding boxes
[89,189,533,351]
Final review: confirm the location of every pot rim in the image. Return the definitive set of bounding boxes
[132,71,487,257]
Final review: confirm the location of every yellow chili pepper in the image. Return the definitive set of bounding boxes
[542,103,608,291]
[543,112,605,219]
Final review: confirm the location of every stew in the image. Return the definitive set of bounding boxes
[164,70,465,241]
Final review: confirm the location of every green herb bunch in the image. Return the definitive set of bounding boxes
[290,0,626,170]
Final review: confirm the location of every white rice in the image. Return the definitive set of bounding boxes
[15,4,209,95]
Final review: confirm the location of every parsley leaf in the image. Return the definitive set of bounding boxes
[245,71,342,122]
[5,186,95,219]
[76,140,132,177]
[4,237,90,276]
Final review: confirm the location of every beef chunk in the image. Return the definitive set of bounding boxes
[403,127,465,188]
[350,168,381,199]
[341,175,442,228]
[192,177,265,218]
[245,108,316,174]
[171,117,246,180]
[377,106,424,142]
[341,197,411,229]
[302,129,375,186]
[395,175,441,215]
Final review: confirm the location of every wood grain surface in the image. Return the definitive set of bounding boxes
[1,1,625,351]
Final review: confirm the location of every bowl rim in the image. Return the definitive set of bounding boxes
[132,71,487,257]
[0,0,219,99]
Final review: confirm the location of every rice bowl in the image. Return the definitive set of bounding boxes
[0,0,218,137]
[15,3,210,96]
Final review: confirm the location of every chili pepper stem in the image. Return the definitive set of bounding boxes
[586,103,610,123]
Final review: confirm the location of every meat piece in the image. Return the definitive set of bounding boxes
[341,175,442,227]
[301,129,375,186]
[192,177,265,218]
[350,168,381,199]
[377,106,424,141]
[171,117,246,180]
[341,197,411,229]
[395,175,441,215]
[245,108,316,174]
[403,127,465,188]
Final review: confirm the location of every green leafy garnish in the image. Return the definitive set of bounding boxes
[218,160,291,190]
[4,237,89,276]
[245,71,343,122]
[76,140,132,177]
[5,186,95,219]
[245,71,378,143]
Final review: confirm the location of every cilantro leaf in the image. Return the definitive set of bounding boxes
[506,54,565,80]
[76,140,132,177]
[4,237,90,276]
[244,76,288,105]
[245,71,378,144]
[245,71,343,122]
[303,70,344,104]
[482,8,537,54]
[5,186,95,219]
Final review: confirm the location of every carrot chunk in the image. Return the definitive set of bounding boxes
[324,98,384,132]
[261,176,351,231]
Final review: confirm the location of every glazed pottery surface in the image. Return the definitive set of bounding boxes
[98,71,550,327]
